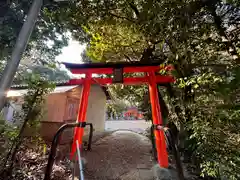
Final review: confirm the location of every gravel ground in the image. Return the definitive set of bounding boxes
[77,130,156,180]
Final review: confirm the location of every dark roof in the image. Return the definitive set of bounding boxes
[62,61,162,69]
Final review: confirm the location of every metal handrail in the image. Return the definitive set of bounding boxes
[76,140,85,180]
[44,122,93,180]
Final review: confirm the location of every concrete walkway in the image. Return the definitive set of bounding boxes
[105,120,151,133]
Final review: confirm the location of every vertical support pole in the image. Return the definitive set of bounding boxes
[0,0,43,111]
[71,73,92,158]
[148,71,169,168]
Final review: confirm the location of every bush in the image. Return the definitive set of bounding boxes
[0,115,19,169]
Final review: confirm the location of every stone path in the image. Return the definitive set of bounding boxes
[78,130,156,180]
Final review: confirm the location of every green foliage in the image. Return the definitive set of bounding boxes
[0,1,70,88]
[0,119,19,141]
[0,113,19,145]
[42,0,240,178]
[0,0,68,63]
[0,117,18,170]
[0,73,55,174]
[86,23,146,62]
[172,66,240,179]
[106,101,126,119]
[29,65,70,82]
[189,97,240,179]
[108,83,152,118]
[22,73,55,128]
[0,113,19,160]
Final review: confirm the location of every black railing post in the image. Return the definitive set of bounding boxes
[150,125,158,161]
[166,128,184,180]
[86,123,93,151]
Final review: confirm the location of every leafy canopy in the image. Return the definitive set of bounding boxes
[19,0,240,179]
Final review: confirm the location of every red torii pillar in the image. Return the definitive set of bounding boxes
[148,71,168,167]
[70,73,92,158]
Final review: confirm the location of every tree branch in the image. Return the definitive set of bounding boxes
[108,12,136,23]
[128,1,140,19]
[124,54,134,62]
[205,1,240,64]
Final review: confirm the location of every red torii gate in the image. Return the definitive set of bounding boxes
[63,62,174,168]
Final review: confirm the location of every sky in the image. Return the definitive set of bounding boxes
[55,38,102,78]
[55,39,85,64]
[55,38,86,75]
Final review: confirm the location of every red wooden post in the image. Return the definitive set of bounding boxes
[148,71,169,168]
[70,73,92,158]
